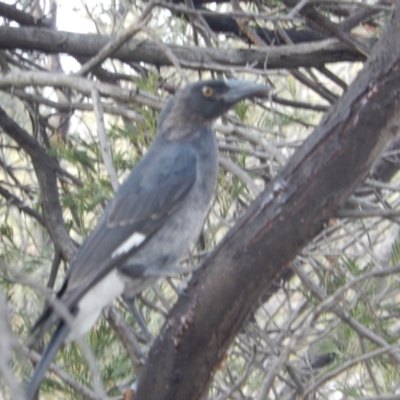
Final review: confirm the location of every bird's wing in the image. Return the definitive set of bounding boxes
[69,143,197,284]
[107,143,197,230]
[32,143,197,335]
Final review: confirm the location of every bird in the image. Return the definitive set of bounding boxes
[26,79,270,398]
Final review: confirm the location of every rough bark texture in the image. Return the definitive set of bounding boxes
[134,3,400,399]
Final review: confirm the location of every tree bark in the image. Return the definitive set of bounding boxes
[134,2,400,399]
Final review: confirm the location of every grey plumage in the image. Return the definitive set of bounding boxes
[26,79,270,398]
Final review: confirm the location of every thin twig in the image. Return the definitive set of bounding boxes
[7,88,144,121]
[141,26,188,84]
[75,1,156,76]
[23,347,103,400]
[0,71,162,110]
[219,156,261,197]
[301,344,398,398]
[91,87,119,192]
[158,1,304,22]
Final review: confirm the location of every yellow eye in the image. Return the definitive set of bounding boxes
[202,86,214,98]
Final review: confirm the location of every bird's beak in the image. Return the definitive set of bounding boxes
[223,80,272,104]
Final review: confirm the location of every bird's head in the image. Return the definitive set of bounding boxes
[158,80,271,140]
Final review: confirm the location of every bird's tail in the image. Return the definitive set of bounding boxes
[26,321,70,400]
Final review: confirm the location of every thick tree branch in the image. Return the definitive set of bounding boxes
[134,3,400,399]
[0,26,369,71]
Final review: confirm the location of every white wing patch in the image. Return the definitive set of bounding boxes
[112,232,146,258]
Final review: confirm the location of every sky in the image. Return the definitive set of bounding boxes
[4,0,100,34]
[57,0,94,33]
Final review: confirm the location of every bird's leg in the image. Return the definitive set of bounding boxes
[122,294,153,342]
